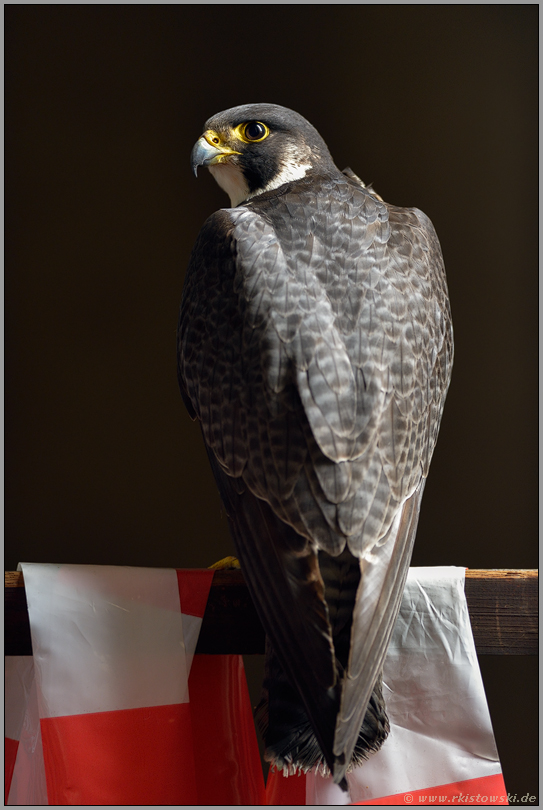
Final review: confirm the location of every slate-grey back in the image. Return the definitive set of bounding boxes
[179,174,452,555]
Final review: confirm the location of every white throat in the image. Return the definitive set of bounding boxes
[208,163,250,208]
[208,154,312,207]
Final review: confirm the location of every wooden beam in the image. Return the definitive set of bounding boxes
[463,569,538,655]
[5,569,538,656]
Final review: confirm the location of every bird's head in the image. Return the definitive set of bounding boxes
[191,103,336,207]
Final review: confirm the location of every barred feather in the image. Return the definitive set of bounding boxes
[178,103,453,787]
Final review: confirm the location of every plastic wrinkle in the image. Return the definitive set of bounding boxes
[104,602,130,612]
[303,567,503,805]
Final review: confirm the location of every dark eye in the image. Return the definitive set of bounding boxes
[244,121,268,141]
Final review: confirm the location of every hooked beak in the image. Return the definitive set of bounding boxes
[190,133,241,177]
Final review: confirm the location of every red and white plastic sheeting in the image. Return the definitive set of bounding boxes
[5,565,265,805]
[5,564,507,805]
[267,568,508,805]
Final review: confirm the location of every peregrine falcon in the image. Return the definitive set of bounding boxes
[178,103,453,789]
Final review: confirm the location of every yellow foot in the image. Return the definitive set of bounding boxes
[208,556,241,570]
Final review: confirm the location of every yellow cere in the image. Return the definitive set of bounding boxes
[203,130,241,158]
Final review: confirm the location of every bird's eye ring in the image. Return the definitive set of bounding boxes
[237,121,269,143]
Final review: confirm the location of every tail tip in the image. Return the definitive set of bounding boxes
[332,753,349,793]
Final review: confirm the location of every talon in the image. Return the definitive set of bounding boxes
[208,556,241,570]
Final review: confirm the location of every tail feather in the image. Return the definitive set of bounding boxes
[256,545,390,777]
[255,639,389,776]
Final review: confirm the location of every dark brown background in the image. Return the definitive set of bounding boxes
[5,5,537,801]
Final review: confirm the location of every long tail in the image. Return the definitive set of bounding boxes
[255,642,389,776]
[255,546,389,776]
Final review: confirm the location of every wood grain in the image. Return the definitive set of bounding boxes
[464,569,538,655]
[5,568,538,656]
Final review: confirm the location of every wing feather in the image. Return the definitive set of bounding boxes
[205,448,342,772]
[178,174,453,783]
[333,483,424,780]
